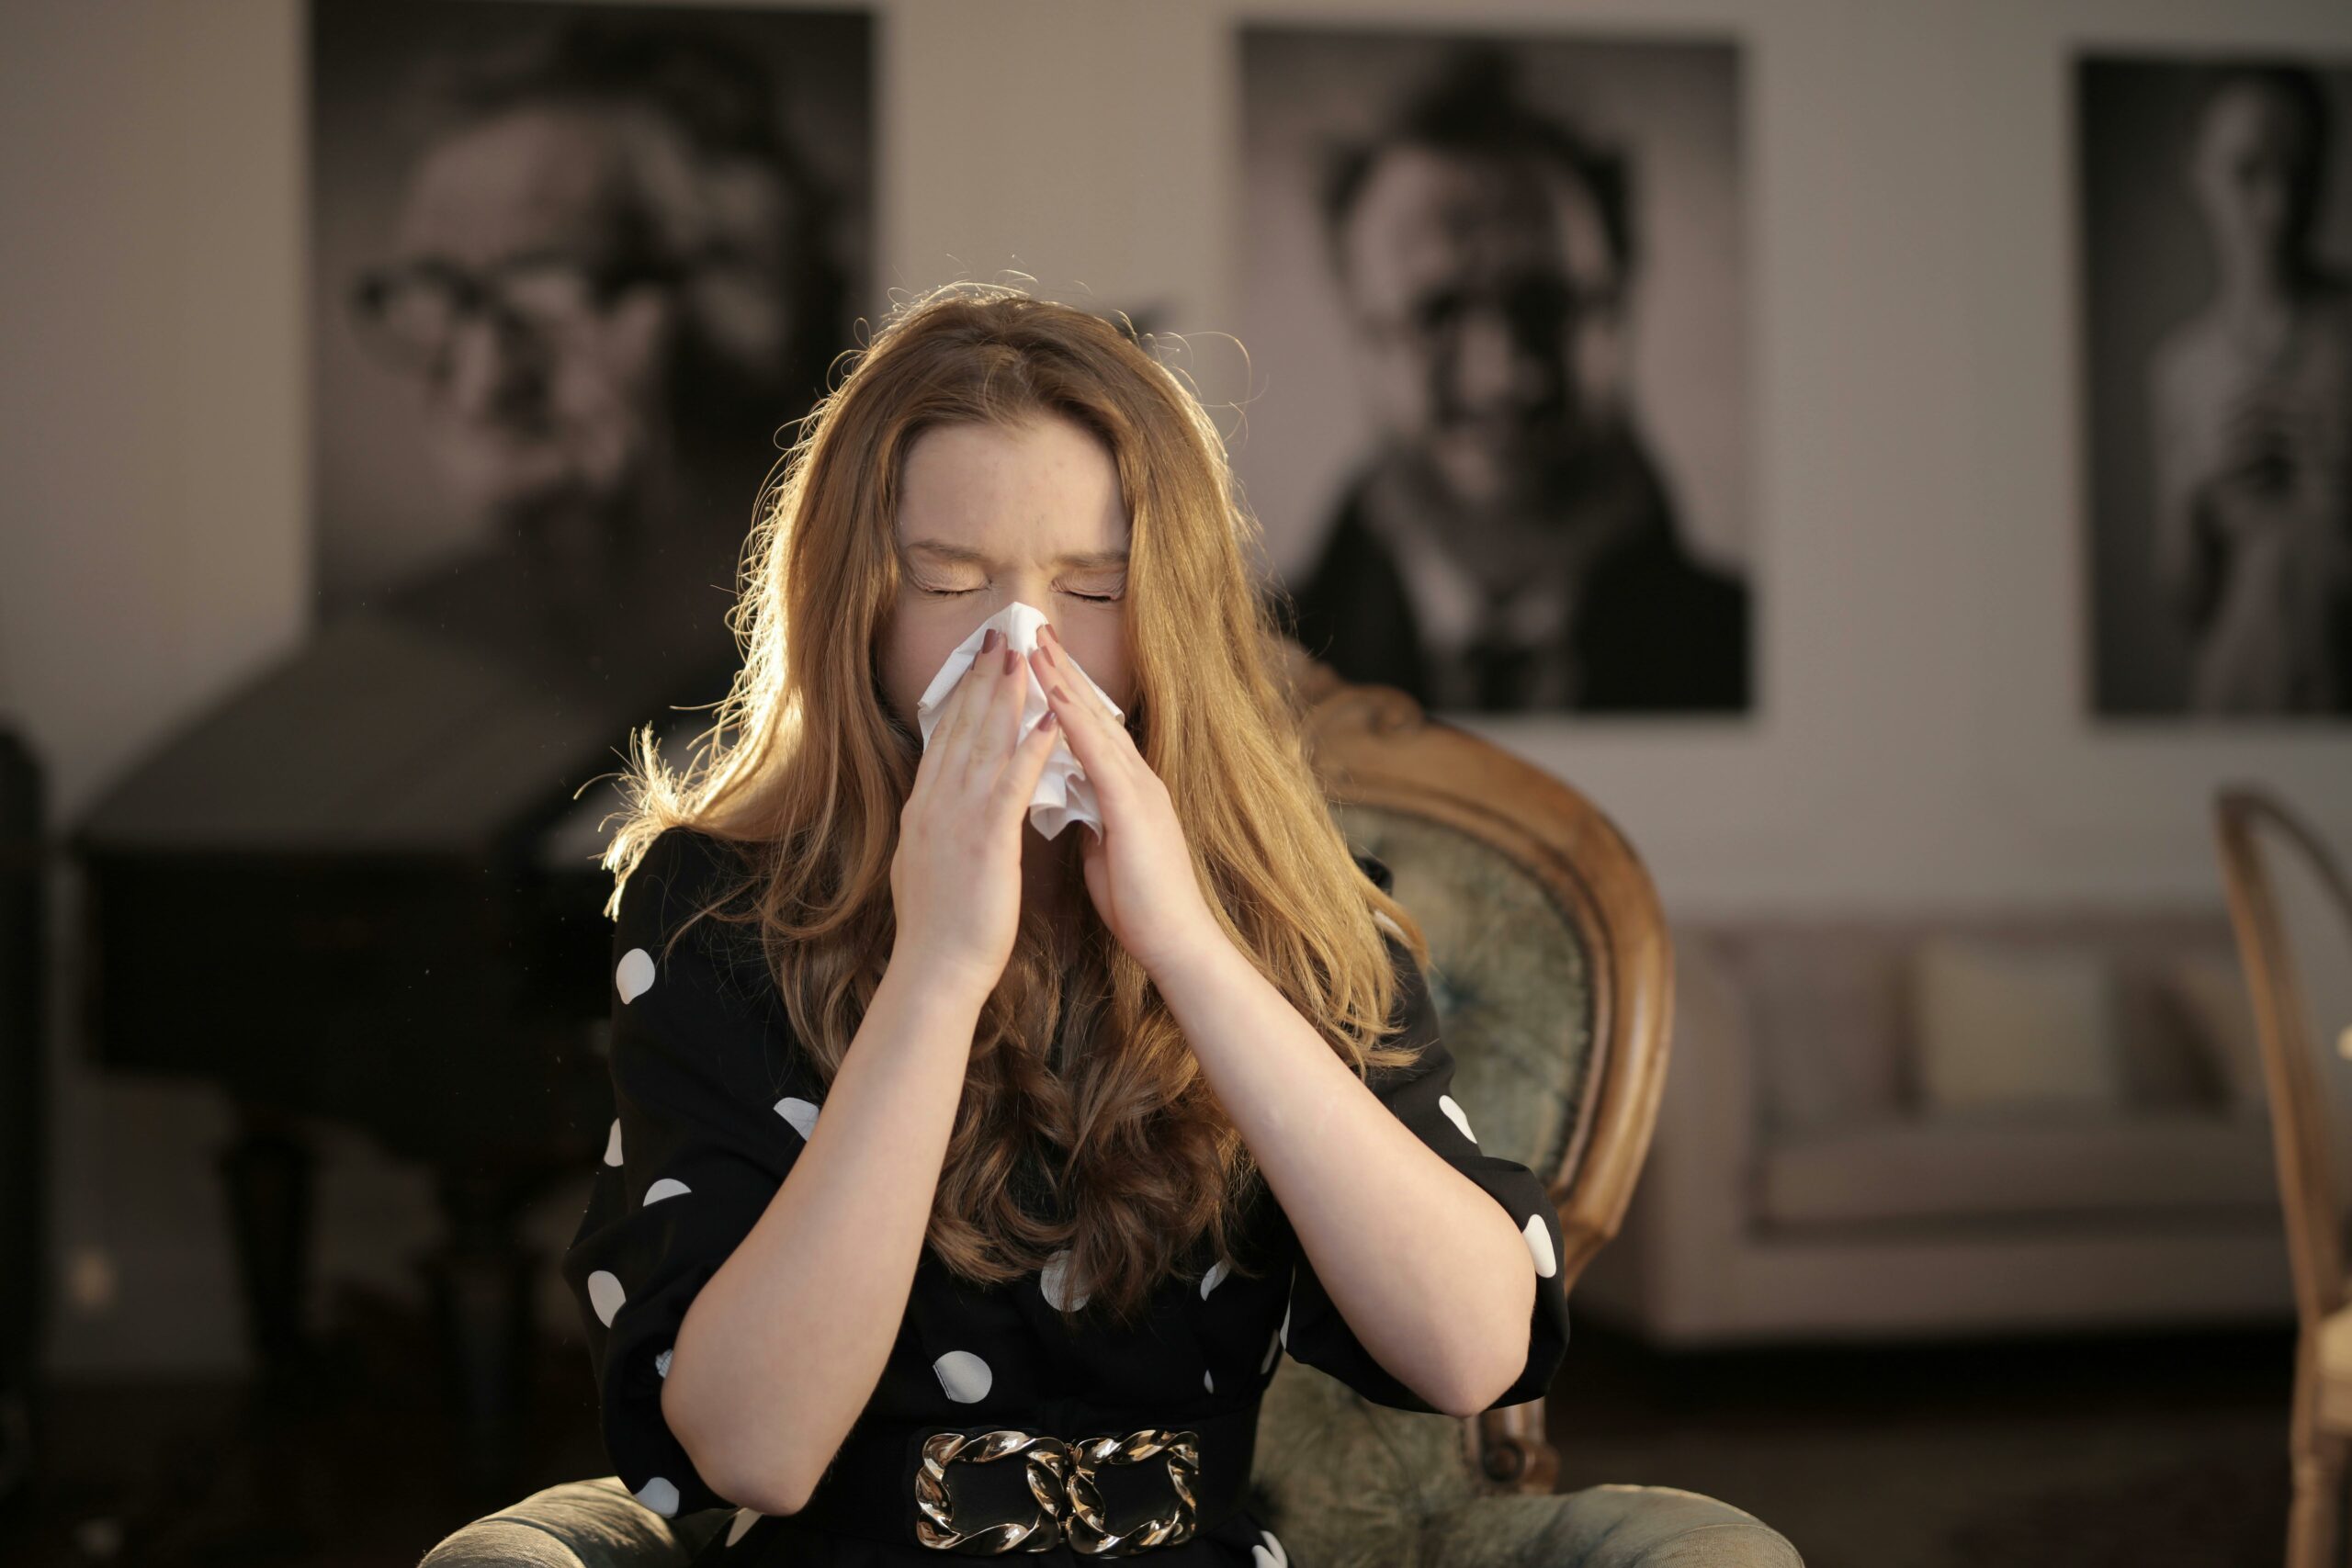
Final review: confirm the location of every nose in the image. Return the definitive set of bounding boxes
[438,310,548,414]
[990,581,1061,635]
[1449,304,1549,418]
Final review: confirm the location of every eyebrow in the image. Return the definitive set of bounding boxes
[902,539,1130,571]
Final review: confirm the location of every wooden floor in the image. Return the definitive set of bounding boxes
[1554,1312,2296,1568]
[0,1287,2302,1568]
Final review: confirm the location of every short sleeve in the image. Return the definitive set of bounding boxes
[559,826,821,1517]
[1277,854,1571,1413]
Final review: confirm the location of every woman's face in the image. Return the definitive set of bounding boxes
[879,414,1136,741]
[2190,79,2319,270]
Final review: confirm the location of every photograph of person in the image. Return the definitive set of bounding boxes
[1242,31,1752,716]
[311,0,868,701]
[2080,54,2352,718]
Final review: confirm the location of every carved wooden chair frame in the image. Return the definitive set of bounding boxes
[1290,647,1676,1495]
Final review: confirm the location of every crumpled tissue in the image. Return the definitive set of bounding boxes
[913,601,1124,841]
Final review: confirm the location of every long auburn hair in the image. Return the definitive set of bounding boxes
[596,282,1432,1328]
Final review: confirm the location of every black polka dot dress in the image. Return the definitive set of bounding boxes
[561,827,1571,1566]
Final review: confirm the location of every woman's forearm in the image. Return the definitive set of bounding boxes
[661,954,988,1515]
[1149,935,1535,1417]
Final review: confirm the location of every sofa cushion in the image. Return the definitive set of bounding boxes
[2163,951,2270,1122]
[1756,1112,2278,1228]
[1911,938,2123,1116]
[1721,924,1916,1135]
[1707,913,2245,1139]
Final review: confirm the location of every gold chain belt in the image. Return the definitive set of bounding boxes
[914,1425,1202,1555]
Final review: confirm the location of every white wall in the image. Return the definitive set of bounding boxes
[3,0,2346,1372]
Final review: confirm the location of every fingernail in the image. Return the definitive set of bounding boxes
[1042,624,1060,649]
[1003,645,1017,675]
[1040,710,1057,731]
[982,628,1000,652]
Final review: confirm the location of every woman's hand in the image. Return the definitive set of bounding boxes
[890,628,1069,1005]
[1025,626,1224,977]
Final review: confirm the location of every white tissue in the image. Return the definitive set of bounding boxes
[913,601,1124,841]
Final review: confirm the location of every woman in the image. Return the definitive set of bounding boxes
[2149,64,2351,714]
[560,284,1571,1565]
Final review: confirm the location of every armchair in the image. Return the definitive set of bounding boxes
[420,658,1802,1567]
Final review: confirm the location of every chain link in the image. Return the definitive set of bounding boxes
[913,1425,1203,1555]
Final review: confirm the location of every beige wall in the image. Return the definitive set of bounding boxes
[4,0,2347,1372]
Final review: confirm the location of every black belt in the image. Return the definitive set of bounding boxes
[788,1404,1261,1555]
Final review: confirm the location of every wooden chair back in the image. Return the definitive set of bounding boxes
[1289,650,1675,1490]
[2214,785,2352,1335]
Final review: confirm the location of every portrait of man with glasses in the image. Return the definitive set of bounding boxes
[313,1,867,705]
[1245,36,1752,716]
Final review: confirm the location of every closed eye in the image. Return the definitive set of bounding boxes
[918,586,1121,604]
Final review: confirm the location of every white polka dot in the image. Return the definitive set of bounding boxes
[726,1507,761,1547]
[643,1177,692,1205]
[1278,1300,1290,1349]
[616,948,657,1004]
[1199,1258,1228,1299]
[604,1119,624,1167]
[1523,1213,1557,1278]
[1256,1527,1289,1567]
[1040,1248,1090,1312]
[587,1269,626,1327]
[655,1348,673,1379]
[775,1096,820,1141]
[1203,1367,1215,1393]
[1437,1093,1476,1145]
[934,1349,992,1403]
[1373,909,1405,939]
[634,1476,680,1517]
[1261,1326,1280,1373]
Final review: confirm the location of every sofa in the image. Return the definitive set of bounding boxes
[1579,906,2292,1345]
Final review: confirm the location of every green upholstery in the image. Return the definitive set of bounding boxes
[1253,1338,1797,1568]
[1329,805,1597,1188]
[1422,1488,1804,1568]
[414,1473,1802,1568]
[420,808,1804,1566]
[419,1477,721,1567]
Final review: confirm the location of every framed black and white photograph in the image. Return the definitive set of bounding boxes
[1241,27,1752,716]
[2078,52,2352,719]
[310,0,871,700]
